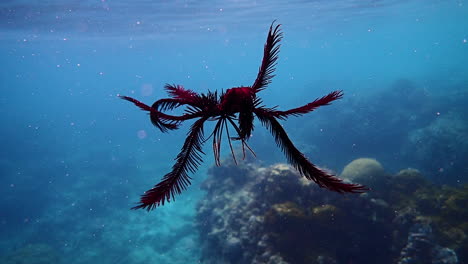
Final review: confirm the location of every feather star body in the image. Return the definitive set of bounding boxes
[120,22,368,211]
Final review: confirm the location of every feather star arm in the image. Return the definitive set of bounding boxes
[270,90,343,120]
[164,84,201,103]
[147,84,201,113]
[251,21,283,93]
[119,95,201,132]
[255,107,368,193]
[132,117,208,211]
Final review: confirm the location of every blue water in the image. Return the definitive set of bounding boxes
[1,0,467,263]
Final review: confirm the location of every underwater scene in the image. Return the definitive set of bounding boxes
[1,0,467,263]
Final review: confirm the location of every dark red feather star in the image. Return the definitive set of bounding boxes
[120,22,368,211]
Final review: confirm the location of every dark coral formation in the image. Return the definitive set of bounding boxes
[398,223,458,264]
[196,158,466,264]
[406,111,468,185]
[289,78,468,185]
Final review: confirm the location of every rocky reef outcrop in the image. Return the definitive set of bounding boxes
[398,223,458,264]
[196,158,466,264]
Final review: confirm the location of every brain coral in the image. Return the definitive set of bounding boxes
[340,158,386,189]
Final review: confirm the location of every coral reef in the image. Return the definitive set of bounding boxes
[196,158,466,264]
[340,158,387,189]
[289,78,438,172]
[288,78,467,185]
[405,111,468,185]
[398,223,458,264]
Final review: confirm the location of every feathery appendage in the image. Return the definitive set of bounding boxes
[164,84,201,104]
[251,21,283,93]
[119,95,154,112]
[272,90,344,119]
[237,108,255,140]
[119,95,179,132]
[255,108,368,193]
[132,117,208,211]
[119,95,205,132]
